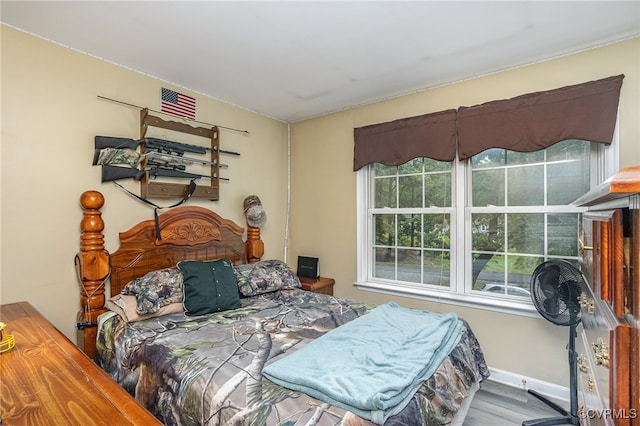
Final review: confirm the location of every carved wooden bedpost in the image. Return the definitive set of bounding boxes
[246,226,264,263]
[76,190,109,358]
[243,195,266,263]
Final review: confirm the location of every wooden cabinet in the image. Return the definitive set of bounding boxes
[573,166,640,425]
[299,276,335,295]
[0,302,160,425]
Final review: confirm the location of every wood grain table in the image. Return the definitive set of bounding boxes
[0,301,160,425]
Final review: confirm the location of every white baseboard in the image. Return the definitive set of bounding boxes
[487,367,570,404]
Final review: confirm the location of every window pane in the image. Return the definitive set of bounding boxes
[548,213,580,256]
[475,253,540,297]
[398,158,423,175]
[473,254,505,289]
[374,176,397,208]
[506,150,544,165]
[507,255,541,292]
[425,172,451,207]
[472,169,505,206]
[424,158,451,173]
[507,213,544,255]
[399,175,423,208]
[424,250,450,287]
[547,161,590,205]
[471,148,505,169]
[482,283,532,298]
[373,163,397,177]
[398,214,421,247]
[397,248,421,283]
[547,139,589,162]
[374,214,395,246]
[507,165,544,206]
[423,214,450,250]
[472,212,505,290]
[472,213,504,252]
[548,140,590,204]
[374,213,452,288]
[374,247,395,279]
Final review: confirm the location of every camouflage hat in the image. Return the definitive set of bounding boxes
[243,195,267,227]
[243,195,262,212]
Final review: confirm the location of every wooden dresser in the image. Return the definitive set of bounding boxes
[0,301,160,425]
[574,166,640,425]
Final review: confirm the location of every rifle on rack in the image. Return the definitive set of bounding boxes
[95,136,240,157]
[101,165,229,182]
[93,147,227,168]
[144,159,228,170]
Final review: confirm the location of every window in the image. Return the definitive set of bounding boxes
[354,76,623,314]
[469,140,589,295]
[370,158,454,287]
[356,138,616,315]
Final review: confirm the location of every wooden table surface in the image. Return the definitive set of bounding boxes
[0,301,160,425]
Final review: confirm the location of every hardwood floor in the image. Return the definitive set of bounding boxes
[464,380,576,426]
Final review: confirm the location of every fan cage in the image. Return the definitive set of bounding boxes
[530,260,584,326]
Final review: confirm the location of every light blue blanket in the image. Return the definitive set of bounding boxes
[262,302,464,424]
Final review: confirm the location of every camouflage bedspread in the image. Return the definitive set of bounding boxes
[96,289,489,425]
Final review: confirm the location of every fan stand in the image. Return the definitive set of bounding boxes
[522,324,580,426]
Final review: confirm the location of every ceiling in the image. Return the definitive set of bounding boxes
[2,1,639,123]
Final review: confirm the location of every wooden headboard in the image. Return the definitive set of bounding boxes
[109,205,247,296]
[76,190,262,358]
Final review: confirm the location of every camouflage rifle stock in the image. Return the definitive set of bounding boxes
[93,147,223,168]
[94,135,240,156]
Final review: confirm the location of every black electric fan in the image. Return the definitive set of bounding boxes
[522,260,584,426]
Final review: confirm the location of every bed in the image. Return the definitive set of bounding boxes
[78,193,489,425]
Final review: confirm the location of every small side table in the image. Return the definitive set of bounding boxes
[298,276,335,296]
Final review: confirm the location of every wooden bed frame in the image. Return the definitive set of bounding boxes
[76,190,262,358]
[75,192,487,426]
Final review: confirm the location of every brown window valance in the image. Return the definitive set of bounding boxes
[353,109,457,171]
[353,74,624,169]
[456,74,624,160]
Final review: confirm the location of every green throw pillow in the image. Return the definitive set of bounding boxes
[178,259,241,316]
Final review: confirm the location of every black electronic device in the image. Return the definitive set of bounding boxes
[297,256,319,278]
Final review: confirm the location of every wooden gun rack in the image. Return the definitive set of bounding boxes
[140,108,220,200]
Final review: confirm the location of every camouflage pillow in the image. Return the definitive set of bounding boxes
[121,266,184,315]
[233,259,301,297]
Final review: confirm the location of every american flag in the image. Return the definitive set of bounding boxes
[161,87,196,119]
